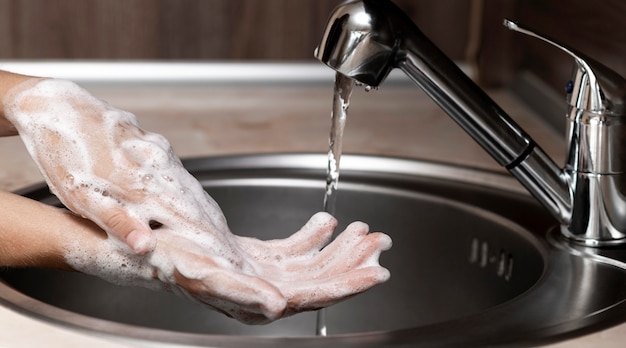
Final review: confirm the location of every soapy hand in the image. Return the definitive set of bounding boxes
[153,213,392,323]
[65,211,391,324]
[3,78,176,254]
[3,77,392,324]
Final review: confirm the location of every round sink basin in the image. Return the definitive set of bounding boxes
[1,154,626,347]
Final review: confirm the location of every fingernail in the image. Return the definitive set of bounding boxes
[127,229,154,254]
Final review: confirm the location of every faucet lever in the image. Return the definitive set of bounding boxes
[504,19,626,115]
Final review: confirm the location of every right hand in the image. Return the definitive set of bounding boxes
[3,77,393,323]
[2,78,203,254]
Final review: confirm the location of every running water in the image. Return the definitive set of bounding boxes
[316,72,355,336]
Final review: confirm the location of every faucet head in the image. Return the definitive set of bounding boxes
[315,0,402,87]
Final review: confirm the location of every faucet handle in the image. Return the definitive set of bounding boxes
[504,19,626,115]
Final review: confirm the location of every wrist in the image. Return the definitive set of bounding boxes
[0,190,71,269]
[0,71,43,136]
[62,220,163,290]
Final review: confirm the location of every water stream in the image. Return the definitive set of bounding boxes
[316,72,355,336]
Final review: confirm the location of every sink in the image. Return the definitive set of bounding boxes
[1,153,626,347]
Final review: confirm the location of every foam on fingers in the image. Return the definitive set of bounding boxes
[5,78,394,324]
[280,266,391,314]
[280,211,337,252]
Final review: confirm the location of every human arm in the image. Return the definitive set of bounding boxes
[0,188,391,324]
[0,71,159,254]
[0,71,35,136]
[0,70,392,323]
[0,189,75,269]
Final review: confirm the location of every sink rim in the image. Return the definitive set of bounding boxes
[2,153,626,347]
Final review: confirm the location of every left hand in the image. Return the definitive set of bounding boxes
[64,211,391,324]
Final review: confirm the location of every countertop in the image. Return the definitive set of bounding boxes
[0,81,624,347]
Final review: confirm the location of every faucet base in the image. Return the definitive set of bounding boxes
[560,171,626,247]
[562,227,626,247]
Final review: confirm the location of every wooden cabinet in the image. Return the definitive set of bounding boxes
[477,0,626,89]
[0,0,469,61]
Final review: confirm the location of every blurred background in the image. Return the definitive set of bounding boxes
[0,0,624,91]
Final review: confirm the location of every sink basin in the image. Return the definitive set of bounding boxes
[2,154,626,347]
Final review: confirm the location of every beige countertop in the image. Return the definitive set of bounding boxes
[0,83,624,347]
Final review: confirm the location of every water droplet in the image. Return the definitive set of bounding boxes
[101,190,109,197]
[162,175,174,182]
[364,85,378,92]
[65,174,75,185]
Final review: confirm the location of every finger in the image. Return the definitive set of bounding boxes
[280,212,337,254]
[262,221,375,279]
[236,212,337,259]
[173,267,287,323]
[281,266,391,315]
[314,221,370,262]
[319,232,392,277]
[97,207,155,254]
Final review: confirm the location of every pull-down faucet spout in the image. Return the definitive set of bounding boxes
[315,0,626,246]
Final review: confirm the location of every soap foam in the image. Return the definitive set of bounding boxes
[4,78,392,323]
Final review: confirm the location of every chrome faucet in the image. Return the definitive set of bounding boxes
[315,0,626,246]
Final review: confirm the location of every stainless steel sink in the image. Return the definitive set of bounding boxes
[2,154,626,347]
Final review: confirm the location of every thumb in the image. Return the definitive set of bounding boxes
[98,207,155,255]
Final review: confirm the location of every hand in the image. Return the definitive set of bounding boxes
[0,186,391,324]
[65,212,391,324]
[168,212,392,323]
[2,76,392,324]
[2,78,201,254]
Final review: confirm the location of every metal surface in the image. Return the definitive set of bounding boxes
[1,154,626,347]
[504,20,626,116]
[504,20,626,246]
[314,0,626,246]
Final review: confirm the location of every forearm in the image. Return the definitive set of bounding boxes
[0,70,42,136]
[0,189,100,269]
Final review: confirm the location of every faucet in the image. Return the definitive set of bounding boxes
[315,0,626,246]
